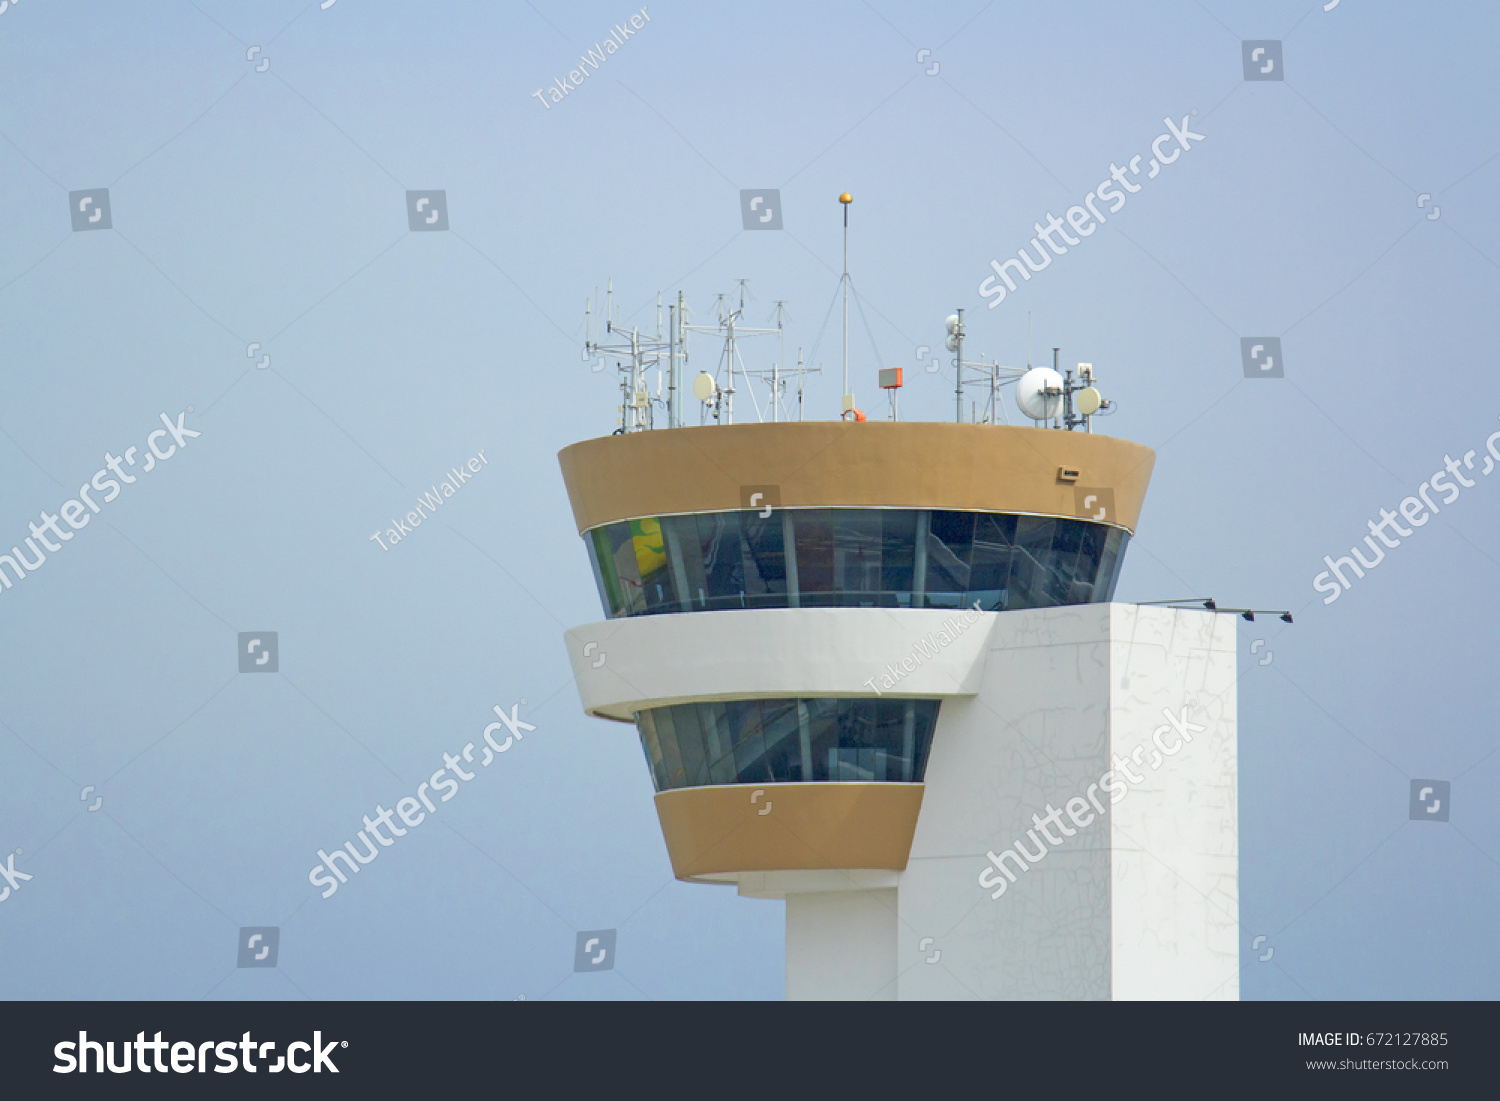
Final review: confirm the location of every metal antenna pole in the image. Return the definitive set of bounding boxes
[720,306,732,426]
[796,348,805,421]
[774,300,786,423]
[1053,347,1063,430]
[842,204,849,409]
[955,307,964,423]
[840,192,852,415]
[631,329,641,431]
[771,349,780,423]
[676,291,685,427]
[667,302,676,428]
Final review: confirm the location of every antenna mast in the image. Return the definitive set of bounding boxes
[839,192,853,418]
[946,307,1024,424]
[683,282,781,426]
[584,281,812,431]
[583,282,675,433]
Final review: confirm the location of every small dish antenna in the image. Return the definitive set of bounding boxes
[692,371,719,402]
[1015,366,1064,421]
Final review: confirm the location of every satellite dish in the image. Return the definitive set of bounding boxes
[944,334,958,352]
[692,372,718,402]
[944,314,960,334]
[1076,386,1102,415]
[1015,367,1064,421]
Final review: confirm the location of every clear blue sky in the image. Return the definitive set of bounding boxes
[1,0,1496,999]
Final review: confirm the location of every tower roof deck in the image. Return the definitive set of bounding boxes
[559,421,1155,536]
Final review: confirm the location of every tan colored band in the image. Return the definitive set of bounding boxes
[653,782,925,881]
[559,421,1154,535]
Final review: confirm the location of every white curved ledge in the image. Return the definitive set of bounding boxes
[564,607,996,721]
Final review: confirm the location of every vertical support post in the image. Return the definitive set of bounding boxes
[901,701,916,783]
[663,517,692,612]
[782,510,800,609]
[1055,348,1073,432]
[796,700,814,782]
[677,291,686,428]
[842,201,850,412]
[911,509,929,610]
[667,302,676,429]
[797,350,806,422]
[955,308,965,424]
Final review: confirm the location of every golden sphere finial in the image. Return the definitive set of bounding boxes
[839,192,852,204]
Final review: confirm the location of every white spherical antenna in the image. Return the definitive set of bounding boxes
[692,372,718,403]
[944,314,960,334]
[1076,386,1102,416]
[1015,367,1064,421]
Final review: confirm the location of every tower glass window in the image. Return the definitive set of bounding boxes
[635,697,941,791]
[586,508,1129,618]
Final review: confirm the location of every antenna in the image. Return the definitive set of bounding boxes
[667,298,677,427]
[675,290,686,427]
[583,283,676,433]
[795,348,808,421]
[839,192,854,418]
[683,283,785,425]
[946,308,1024,424]
[1053,348,1061,429]
[772,301,787,423]
[1014,347,1114,430]
[950,310,962,421]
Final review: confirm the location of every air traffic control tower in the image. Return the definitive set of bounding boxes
[559,291,1238,1000]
